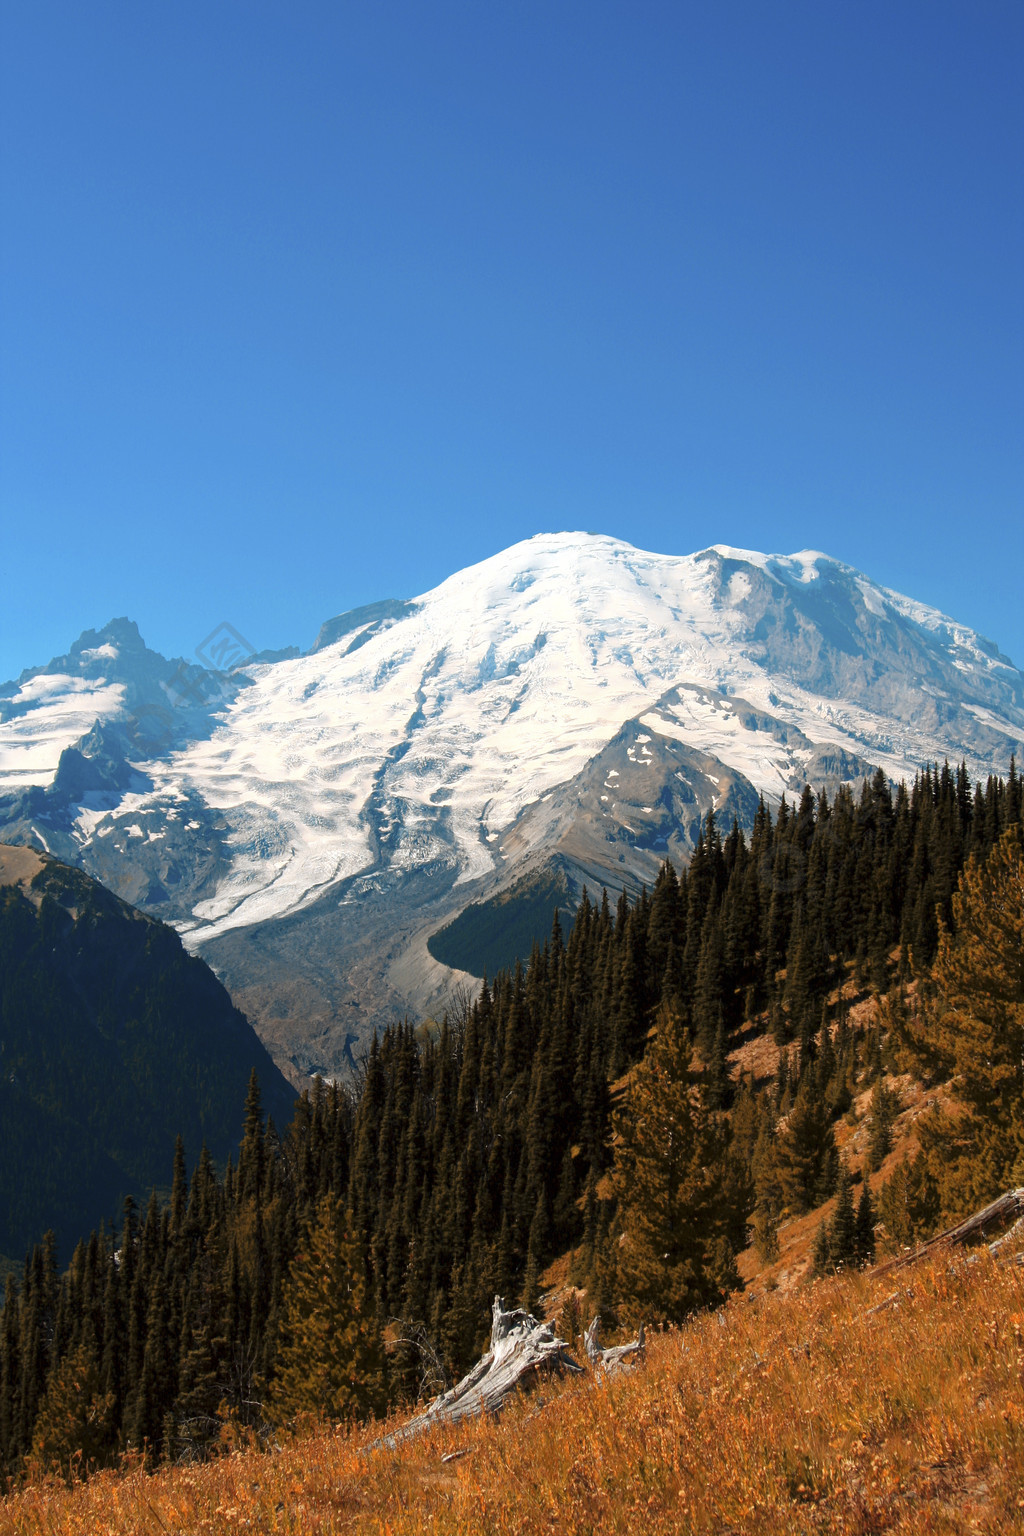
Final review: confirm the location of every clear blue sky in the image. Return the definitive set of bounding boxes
[2,1,1022,681]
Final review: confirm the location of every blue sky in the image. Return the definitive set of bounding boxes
[2,1,1022,681]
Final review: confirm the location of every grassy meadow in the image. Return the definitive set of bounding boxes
[3,1231,1022,1535]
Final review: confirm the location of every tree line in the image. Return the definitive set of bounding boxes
[1,759,1021,1481]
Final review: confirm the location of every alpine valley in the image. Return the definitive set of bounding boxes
[2,533,1022,1082]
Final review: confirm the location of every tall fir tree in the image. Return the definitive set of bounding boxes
[603,1005,740,1323]
[269,1196,387,1426]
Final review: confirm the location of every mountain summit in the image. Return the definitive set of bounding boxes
[1,533,1021,1077]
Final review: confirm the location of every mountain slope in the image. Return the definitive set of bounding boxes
[0,845,296,1270]
[1,534,1021,1077]
[4,1224,1022,1533]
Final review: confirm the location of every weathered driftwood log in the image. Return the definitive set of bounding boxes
[988,1214,1024,1257]
[874,1187,1024,1276]
[583,1315,646,1374]
[378,1296,585,1448]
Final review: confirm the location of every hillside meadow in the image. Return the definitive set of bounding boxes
[3,1231,1022,1536]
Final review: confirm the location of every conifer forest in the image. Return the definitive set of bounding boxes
[2,760,1022,1482]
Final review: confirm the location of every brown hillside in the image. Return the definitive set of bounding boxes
[3,1226,1023,1535]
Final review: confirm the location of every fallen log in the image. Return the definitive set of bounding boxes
[874,1187,1024,1277]
[377,1296,585,1448]
[865,1286,915,1317]
[988,1214,1024,1257]
[583,1316,646,1374]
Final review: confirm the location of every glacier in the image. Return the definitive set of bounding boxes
[1,532,1021,1078]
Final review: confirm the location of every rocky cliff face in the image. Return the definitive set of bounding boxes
[1,534,1021,1079]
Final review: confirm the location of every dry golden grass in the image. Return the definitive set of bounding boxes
[4,1240,1024,1535]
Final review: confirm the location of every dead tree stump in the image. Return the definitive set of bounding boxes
[584,1316,646,1374]
[378,1296,585,1448]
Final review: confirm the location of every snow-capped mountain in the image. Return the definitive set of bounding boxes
[2,534,1022,1078]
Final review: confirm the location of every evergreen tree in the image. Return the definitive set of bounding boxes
[877,1156,914,1253]
[899,827,1024,1216]
[751,1178,781,1264]
[774,1080,838,1214]
[866,1079,897,1173]
[269,1196,387,1426]
[810,1220,831,1278]
[238,1070,266,1204]
[854,1182,876,1267]
[29,1342,116,1478]
[932,828,1024,1185]
[604,1011,738,1323]
[827,1163,856,1269]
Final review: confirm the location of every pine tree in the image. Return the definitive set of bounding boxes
[810,1219,831,1278]
[929,827,1024,1194]
[877,1156,914,1254]
[127,1270,173,1454]
[827,1163,856,1269]
[895,825,1024,1221]
[774,1080,837,1214]
[751,1182,781,1264]
[238,1070,265,1205]
[0,1276,21,1473]
[866,1079,897,1172]
[29,1342,116,1478]
[854,1182,876,1267]
[605,1011,738,1324]
[170,1135,187,1236]
[269,1197,387,1426]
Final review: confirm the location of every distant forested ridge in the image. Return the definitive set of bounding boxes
[1,761,1021,1480]
[0,850,296,1273]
